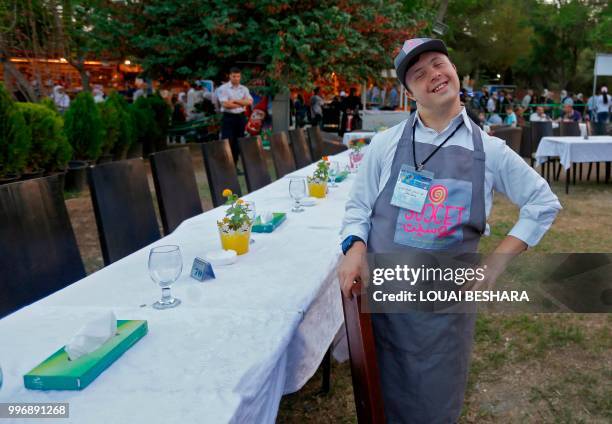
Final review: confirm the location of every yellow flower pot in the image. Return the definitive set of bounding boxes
[308,182,327,198]
[219,228,251,255]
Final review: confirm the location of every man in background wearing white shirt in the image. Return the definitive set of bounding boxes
[530,105,551,122]
[216,67,253,166]
[338,38,561,423]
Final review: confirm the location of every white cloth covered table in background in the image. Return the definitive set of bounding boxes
[535,136,612,169]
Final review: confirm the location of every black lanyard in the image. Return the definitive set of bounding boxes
[412,121,464,171]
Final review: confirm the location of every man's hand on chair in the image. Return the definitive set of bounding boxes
[338,241,368,298]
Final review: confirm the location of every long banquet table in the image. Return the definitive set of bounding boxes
[0,150,357,423]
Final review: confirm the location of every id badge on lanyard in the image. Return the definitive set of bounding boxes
[390,164,434,213]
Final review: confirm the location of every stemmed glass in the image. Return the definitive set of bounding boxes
[328,161,340,187]
[289,177,307,212]
[148,245,183,309]
[244,200,256,244]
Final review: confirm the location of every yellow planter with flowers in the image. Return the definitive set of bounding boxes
[217,189,254,255]
[307,156,330,199]
[308,182,327,198]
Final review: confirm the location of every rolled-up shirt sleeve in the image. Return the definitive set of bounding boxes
[488,137,562,247]
[340,134,384,244]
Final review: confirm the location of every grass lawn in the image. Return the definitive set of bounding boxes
[64,149,611,423]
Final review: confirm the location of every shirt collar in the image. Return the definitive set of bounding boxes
[412,106,473,134]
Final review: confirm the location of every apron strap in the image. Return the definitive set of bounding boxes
[468,118,487,234]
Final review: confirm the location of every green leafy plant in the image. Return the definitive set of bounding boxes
[98,97,121,155]
[350,138,367,152]
[40,97,59,114]
[63,91,103,161]
[131,94,170,153]
[217,189,253,232]
[108,92,135,159]
[0,84,31,176]
[146,93,171,151]
[308,157,330,184]
[17,102,72,172]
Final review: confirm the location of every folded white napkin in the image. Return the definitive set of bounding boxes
[65,311,117,360]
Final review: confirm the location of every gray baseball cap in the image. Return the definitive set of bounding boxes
[394,38,449,90]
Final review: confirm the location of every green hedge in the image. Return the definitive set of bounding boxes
[131,94,170,154]
[99,92,135,160]
[64,91,104,161]
[0,84,31,176]
[17,102,72,172]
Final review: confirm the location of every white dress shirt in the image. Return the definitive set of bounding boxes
[217,82,253,114]
[341,108,562,248]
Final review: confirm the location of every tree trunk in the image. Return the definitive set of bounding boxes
[0,56,37,102]
[69,59,90,92]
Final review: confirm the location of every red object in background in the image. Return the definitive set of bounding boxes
[346,114,354,132]
[245,97,269,136]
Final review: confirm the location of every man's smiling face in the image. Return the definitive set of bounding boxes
[404,51,460,110]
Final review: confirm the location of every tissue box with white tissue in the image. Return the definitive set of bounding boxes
[251,212,287,233]
[24,318,148,390]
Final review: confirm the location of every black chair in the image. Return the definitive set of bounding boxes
[306,126,325,160]
[88,158,161,265]
[531,121,553,155]
[519,124,532,160]
[307,126,348,158]
[531,121,554,179]
[150,147,203,234]
[492,127,522,155]
[0,175,85,318]
[342,283,386,423]
[322,140,349,156]
[238,135,272,191]
[270,132,297,178]
[559,121,580,137]
[288,128,313,168]
[201,139,242,207]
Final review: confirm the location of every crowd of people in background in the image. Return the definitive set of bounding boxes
[464,85,611,130]
[22,71,611,138]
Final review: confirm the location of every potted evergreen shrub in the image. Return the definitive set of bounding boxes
[63,91,103,191]
[130,96,155,158]
[146,94,171,153]
[97,97,120,163]
[17,102,70,179]
[0,84,31,184]
[104,92,135,161]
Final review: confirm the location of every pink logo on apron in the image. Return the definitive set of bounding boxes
[394,179,472,249]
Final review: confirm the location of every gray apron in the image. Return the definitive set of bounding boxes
[368,112,486,423]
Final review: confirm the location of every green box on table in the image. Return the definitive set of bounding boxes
[24,320,148,391]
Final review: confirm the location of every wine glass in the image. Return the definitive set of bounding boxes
[244,200,256,244]
[148,245,183,309]
[289,177,307,212]
[328,161,340,187]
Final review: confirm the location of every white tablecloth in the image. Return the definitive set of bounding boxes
[0,151,359,423]
[535,136,612,169]
[360,110,411,131]
[342,131,375,146]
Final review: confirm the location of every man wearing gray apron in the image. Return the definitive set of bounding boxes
[338,38,561,423]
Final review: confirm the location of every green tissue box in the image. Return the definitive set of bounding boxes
[252,212,287,233]
[335,170,349,183]
[24,320,148,391]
